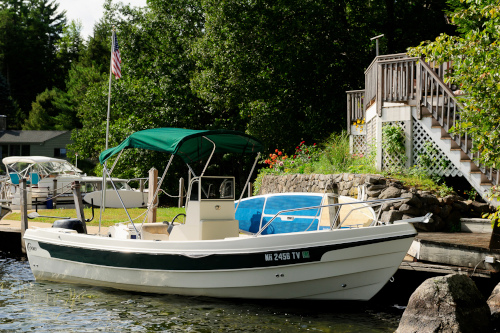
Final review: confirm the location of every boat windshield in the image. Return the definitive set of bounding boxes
[6,160,82,178]
[188,177,234,201]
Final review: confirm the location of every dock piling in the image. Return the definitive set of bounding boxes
[20,178,28,254]
[148,168,158,223]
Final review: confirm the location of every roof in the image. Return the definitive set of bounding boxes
[99,128,263,164]
[0,130,69,143]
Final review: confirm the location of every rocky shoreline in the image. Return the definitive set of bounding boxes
[258,173,494,232]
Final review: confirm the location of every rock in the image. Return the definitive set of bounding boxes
[396,274,492,333]
[439,204,453,219]
[444,194,464,204]
[365,175,381,184]
[453,200,470,212]
[366,189,382,197]
[419,193,440,206]
[428,204,441,215]
[471,201,490,214]
[414,215,445,232]
[380,202,393,211]
[488,283,500,327]
[379,186,402,199]
[401,192,423,209]
[380,210,404,223]
[367,184,386,191]
[398,203,421,216]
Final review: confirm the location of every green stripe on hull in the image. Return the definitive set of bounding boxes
[36,233,415,271]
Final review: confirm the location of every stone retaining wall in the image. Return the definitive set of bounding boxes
[258,174,493,231]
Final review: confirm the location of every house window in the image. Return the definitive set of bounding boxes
[54,148,67,158]
[21,145,30,156]
[1,145,7,159]
[10,145,20,156]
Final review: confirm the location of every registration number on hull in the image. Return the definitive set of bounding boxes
[264,251,310,262]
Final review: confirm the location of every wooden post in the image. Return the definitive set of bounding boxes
[72,181,87,234]
[148,168,158,223]
[139,179,145,193]
[178,177,184,208]
[52,179,58,209]
[247,182,253,197]
[20,178,28,254]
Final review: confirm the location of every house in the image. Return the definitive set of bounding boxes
[346,53,498,206]
[0,116,72,161]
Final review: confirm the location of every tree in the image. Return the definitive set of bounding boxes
[0,72,20,121]
[409,0,500,170]
[23,88,74,130]
[0,0,66,125]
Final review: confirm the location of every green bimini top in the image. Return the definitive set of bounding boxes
[99,128,263,165]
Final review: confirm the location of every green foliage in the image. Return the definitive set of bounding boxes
[253,131,377,193]
[408,0,500,222]
[0,72,20,121]
[382,125,407,164]
[23,88,76,130]
[409,0,500,170]
[0,0,67,122]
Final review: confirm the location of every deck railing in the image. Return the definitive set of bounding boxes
[376,57,419,116]
[346,90,364,133]
[364,53,408,109]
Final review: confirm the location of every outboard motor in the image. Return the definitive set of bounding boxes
[52,218,86,234]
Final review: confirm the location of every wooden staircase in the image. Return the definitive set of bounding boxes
[347,54,499,207]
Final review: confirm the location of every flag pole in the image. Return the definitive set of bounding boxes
[105,28,115,151]
[100,28,116,230]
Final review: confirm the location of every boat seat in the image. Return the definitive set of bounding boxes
[9,173,19,185]
[141,223,170,241]
[30,172,40,185]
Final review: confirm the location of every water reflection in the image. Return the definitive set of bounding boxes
[0,255,401,332]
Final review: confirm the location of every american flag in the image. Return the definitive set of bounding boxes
[111,31,122,79]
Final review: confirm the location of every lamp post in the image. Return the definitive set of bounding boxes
[370,34,384,57]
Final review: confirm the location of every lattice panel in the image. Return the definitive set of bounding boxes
[382,121,407,170]
[352,135,366,155]
[412,118,462,177]
[365,118,376,155]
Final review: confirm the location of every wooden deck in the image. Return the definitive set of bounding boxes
[417,232,495,251]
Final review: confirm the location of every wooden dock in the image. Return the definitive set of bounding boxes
[403,232,500,278]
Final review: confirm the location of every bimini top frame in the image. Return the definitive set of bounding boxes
[98,128,263,237]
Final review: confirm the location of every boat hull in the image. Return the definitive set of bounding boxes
[24,224,416,300]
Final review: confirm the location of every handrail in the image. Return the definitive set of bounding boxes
[254,197,408,236]
[419,59,463,110]
[418,59,499,186]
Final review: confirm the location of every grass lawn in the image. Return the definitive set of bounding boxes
[6,207,186,227]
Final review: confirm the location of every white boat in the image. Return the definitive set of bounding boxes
[2,156,145,208]
[23,128,425,300]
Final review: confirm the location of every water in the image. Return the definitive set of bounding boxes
[0,254,403,332]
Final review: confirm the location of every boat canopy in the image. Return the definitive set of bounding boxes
[99,128,263,164]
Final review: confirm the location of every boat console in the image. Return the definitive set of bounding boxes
[168,176,240,241]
